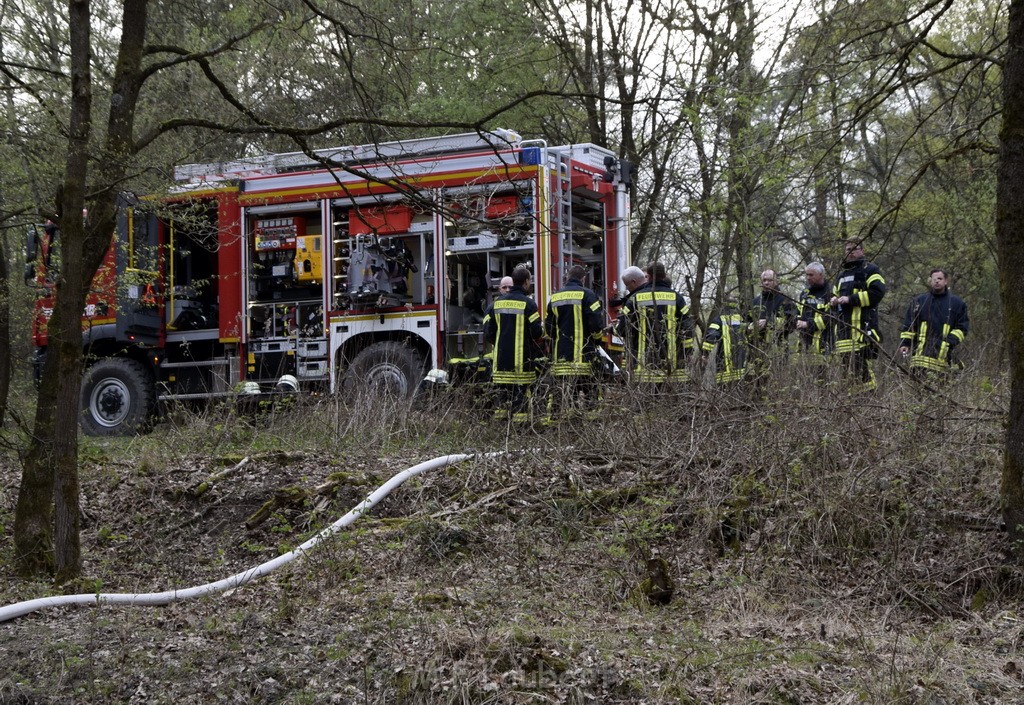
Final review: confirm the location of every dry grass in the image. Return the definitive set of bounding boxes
[0,362,1020,704]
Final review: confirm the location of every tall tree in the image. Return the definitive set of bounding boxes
[0,235,9,427]
[998,0,1024,550]
[528,0,689,258]
[14,0,153,580]
[721,0,759,309]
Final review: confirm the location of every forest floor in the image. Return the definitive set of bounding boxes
[0,366,1021,704]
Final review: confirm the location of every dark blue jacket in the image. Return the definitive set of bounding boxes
[797,283,832,354]
[483,286,544,384]
[898,289,969,370]
[832,258,886,354]
[545,279,604,376]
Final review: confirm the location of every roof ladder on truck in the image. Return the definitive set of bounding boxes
[554,150,574,282]
[175,129,525,183]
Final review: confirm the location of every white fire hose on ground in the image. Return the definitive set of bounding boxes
[0,452,499,623]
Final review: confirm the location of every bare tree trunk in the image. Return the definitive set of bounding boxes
[691,142,717,318]
[13,317,59,576]
[583,0,603,144]
[14,0,148,580]
[813,169,829,253]
[999,0,1024,553]
[690,195,713,324]
[725,0,756,308]
[15,0,97,580]
[0,6,13,427]
[44,283,89,582]
[830,96,849,245]
[0,235,9,426]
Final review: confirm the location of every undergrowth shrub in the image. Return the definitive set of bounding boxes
[90,358,1019,622]
[3,354,1021,704]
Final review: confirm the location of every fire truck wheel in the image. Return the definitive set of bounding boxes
[80,358,156,436]
[344,341,425,398]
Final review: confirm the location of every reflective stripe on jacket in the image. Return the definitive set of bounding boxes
[832,259,886,353]
[702,313,747,383]
[898,290,969,370]
[545,279,604,377]
[618,282,694,382]
[483,287,544,384]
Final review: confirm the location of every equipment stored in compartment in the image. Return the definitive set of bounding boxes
[447,232,501,252]
[294,235,322,282]
[254,218,304,250]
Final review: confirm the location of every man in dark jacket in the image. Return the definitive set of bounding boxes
[898,268,969,374]
[796,262,832,358]
[751,269,796,345]
[483,266,545,419]
[830,239,886,391]
[749,268,796,376]
[617,262,694,383]
[546,265,605,412]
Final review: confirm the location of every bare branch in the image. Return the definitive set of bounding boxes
[140,23,274,81]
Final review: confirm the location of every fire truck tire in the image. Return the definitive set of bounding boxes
[344,341,425,398]
[80,358,156,436]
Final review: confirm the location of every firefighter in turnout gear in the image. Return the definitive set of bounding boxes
[702,303,748,384]
[617,262,694,383]
[545,265,605,412]
[796,262,832,357]
[750,269,796,348]
[830,239,886,391]
[898,268,969,374]
[483,266,545,419]
[747,268,797,378]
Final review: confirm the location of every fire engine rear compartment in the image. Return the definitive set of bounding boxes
[240,150,617,394]
[244,203,327,386]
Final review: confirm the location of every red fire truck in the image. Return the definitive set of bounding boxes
[29,129,633,435]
